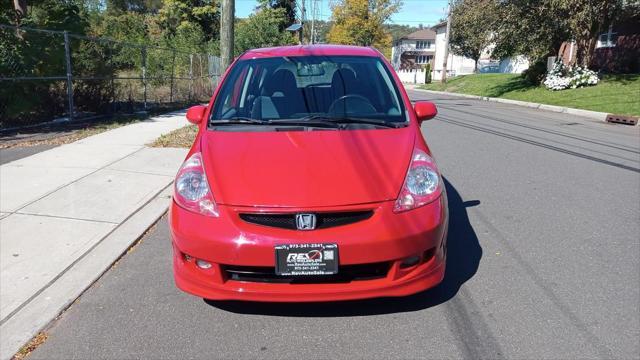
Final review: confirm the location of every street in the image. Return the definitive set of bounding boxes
[30,90,640,359]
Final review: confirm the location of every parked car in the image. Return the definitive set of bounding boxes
[170,45,448,302]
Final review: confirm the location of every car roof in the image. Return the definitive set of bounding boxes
[238,44,382,60]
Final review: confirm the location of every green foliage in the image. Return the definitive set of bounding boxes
[257,0,296,29]
[491,0,569,66]
[423,62,432,83]
[450,0,497,70]
[1,0,91,125]
[327,0,401,53]
[484,0,633,78]
[552,0,624,67]
[157,0,219,41]
[23,0,89,33]
[385,23,420,42]
[234,8,296,55]
[308,19,332,44]
[521,59,548,85]
[106,0,163,14]
[0,0,306,126]
[420,73,640,116]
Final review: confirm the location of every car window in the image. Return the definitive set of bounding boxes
[209,55,406,124]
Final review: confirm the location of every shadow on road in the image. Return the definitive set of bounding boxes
[205,178,482,316]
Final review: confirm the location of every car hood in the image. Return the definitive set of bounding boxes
[201,128,415,207]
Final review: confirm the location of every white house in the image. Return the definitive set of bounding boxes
[390,29,437,83]
[432,21,479,81]
[407,22,530,83]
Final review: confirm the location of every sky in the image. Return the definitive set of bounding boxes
[235,0,448,27]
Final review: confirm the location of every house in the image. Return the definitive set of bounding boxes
[431,22,529,80]
[431,21,478,81]
[390,29,436,83]
[393,22,529,84]
[558,18,640,73]
[390,28,436,71]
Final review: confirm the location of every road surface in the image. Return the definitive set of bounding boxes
[30,90,640,359]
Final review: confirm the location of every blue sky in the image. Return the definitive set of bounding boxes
[235,0,448,27]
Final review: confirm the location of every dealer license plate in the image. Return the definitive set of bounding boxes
[275,243,339,276]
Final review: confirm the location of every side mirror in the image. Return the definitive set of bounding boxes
[186,105,207,124]
[414,101,438,123]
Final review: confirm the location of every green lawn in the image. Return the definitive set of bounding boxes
[419,73,640,116]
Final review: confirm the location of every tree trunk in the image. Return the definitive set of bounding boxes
[474,58,478,73]
[13,0,27,22]
[575,32,598,69]
[583,37,597,68]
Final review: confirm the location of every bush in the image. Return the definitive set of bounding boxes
[543,61,599,91]
[424,63,432,83]
[521,59,547,85]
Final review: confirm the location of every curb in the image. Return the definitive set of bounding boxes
[0,185,173,360]
[410,88,636,124]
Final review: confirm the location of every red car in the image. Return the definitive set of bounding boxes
[170,45,448,302]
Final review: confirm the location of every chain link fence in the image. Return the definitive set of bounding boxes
[0,24,221,129]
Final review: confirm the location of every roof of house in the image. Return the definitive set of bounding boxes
[431,21,447,30]
[400,29,436,40]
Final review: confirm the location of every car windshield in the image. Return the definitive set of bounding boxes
[209,55,406,126]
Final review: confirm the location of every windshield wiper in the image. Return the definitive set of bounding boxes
[296,115,404,128]
[210,117,268,125]
[267,118,341,128]
[211,117,340,129]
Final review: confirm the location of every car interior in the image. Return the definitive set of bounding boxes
[212,56,405,123]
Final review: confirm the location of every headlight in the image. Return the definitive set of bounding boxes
[406,166,439,196]
[394,148,442,212]
[176,171,210,201]
[174,152,219,217]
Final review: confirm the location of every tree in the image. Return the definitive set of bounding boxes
[491,0,570,83]
[326,0,401,52]
[157,0,219,41]
[106,0,163,14]
[308,19,331,43]
[234,7,296,54]
[450,0,497,72]
[554,0,624,67]
[257,0,296,29]
[385,23,420,43]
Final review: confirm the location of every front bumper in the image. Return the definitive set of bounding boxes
[170,196,448,302]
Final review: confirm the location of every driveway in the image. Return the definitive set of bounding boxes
[28,90,640,359]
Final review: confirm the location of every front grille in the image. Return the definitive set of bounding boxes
[223,262,390,284]
[239,210,373,230]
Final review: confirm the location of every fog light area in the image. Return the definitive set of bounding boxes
[400,255,421,268]
[196,259,212,269]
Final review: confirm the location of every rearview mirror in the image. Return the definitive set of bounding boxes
[186,105,207,124]
[414,101,437,123]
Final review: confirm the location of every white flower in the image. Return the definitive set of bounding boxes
[544,63,598,91]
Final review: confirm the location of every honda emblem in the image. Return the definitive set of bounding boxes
[295,214,317,230]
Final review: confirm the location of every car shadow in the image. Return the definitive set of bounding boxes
[204,178,482,316]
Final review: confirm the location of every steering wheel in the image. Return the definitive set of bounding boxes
[328,94,377,117]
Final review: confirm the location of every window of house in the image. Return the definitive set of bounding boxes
[596,25,618,48]
[416,55,432,64]
[416,41,431,49]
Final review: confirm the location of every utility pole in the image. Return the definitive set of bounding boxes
[310,0,316,44]
[441,0,452,83]
[299,0,306,44]
[220,0,235,72]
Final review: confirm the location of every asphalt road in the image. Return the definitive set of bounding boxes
[31,90,640,359]
[0,145,57,165]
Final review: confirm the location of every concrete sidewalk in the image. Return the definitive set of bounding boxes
[0,112,189,359]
